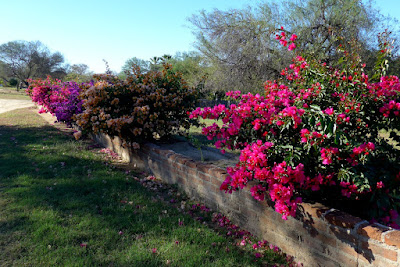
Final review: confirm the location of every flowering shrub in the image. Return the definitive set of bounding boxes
[26,77,87,126]
[190,29,400,226]
[74,64,199,147]
[26,77,61,114]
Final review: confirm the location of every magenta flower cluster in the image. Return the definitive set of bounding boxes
[26,77,90,126]
[190,28,400,227]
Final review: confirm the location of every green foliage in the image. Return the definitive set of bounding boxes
[121,57,150,74]
[169,52,207,88]
[371,29,395,81]
[189,0,400,93]
[0,40,67,85]
[65,64,93,83]
[149,55,172,72]
[189,6,282,93]
[8,77,18,87]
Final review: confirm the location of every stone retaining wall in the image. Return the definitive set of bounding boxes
[93,133,400,266]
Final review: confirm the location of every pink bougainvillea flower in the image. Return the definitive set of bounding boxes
[376,181,384,189]
[320,147,339,165]
[289,34,297,41]
[323,107,334,115]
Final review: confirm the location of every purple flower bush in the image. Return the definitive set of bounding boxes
[27,77,91,126]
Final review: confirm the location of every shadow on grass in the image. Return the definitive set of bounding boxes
[0,124,269,266]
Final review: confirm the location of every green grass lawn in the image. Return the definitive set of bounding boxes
[0,108,289,266]
[0,87,30,100]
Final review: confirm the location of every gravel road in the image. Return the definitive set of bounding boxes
[0,99,34,114]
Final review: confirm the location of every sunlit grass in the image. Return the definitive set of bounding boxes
[0,87,30,100]
[0,108,288,266]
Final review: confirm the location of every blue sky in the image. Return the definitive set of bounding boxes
[0,0,398,73]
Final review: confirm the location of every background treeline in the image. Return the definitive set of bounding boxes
[187,0,400,96]
[1,0,399,96]
[0,40,93,89]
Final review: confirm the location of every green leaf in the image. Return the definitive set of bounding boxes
[319,115,325,129]
[310,116,316,126]
[284,154,293,164]
[310,105,321,111]
[327,121,335,135]
[334,130,341,145]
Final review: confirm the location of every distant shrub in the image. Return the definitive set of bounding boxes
[8,78,18,87]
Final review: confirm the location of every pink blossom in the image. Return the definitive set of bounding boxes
[323,107,334,115]
[376,181,384,189]
[288,43,296,51]
[255,252,262,258]
[250,184,266,201]
[320,147,339,165]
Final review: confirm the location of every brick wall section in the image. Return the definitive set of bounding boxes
[92,134,400,266]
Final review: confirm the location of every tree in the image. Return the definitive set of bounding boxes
[65,63,93,82]
[168,51,212,93]
[279,0,398,66]
[121,57,150,74]
[0,40,67,86]
[189,0,399,93]
[0,60,13,85]
[189,5,286,93]
[149,55,172,72]
[70,63,90,76]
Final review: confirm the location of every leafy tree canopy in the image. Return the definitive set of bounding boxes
[0,40,67,86]
[189,0,400,93]
[65,63,93,83]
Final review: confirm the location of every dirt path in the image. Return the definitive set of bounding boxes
[0,99,34,114]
